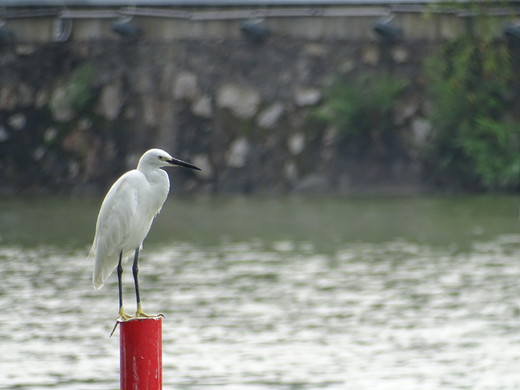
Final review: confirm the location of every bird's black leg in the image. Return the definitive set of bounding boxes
[132,249,148,317]
[132,249,163,318]
[117,252,132,321]
[117,252,124,310]
[132,249,141,309]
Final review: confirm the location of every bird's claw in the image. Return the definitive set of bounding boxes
[109,310,133,337]
[135,310,165,319]
[136,303,165,319]
[118,309,134,322]
[108,311,163,338]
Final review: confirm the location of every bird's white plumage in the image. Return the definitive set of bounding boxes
[90,149,172,289]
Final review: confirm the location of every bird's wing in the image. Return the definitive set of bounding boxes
[91,170,144,288]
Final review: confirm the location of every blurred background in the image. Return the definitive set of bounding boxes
[2,1,520,389]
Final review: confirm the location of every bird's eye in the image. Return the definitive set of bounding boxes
[158,156,164,160]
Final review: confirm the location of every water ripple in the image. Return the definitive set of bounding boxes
[1,237,520,389]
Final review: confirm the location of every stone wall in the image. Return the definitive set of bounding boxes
[0,37,437,195]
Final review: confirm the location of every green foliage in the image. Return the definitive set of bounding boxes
[425,32,519,190]
[314,73,408,150]
[460,118,520,189]
[67,63,95,112]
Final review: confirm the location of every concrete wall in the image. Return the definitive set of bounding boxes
[2,5,518,43]
[0,5,518,195]
[0,36,439,195]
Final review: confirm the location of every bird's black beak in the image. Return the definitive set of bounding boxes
[168,157,201,171]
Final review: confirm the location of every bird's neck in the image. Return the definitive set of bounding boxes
[137,165,161,179]
[137,166,169,188]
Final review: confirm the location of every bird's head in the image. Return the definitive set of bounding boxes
[138,149,201,171]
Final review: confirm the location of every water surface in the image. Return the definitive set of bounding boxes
[1,196,520,389]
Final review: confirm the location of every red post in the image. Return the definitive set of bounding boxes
[120,317,162,390]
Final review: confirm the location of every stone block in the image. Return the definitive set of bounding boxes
[217,83,261,120]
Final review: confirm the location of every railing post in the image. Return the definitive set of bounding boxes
[120,317,162,390]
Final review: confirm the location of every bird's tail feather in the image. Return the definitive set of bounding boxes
[93,274,105,289]
[88,245,104,289]
[92,255,118,289]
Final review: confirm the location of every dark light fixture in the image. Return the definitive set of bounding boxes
[373,17,402,42]
[111,18,142,40]
[53,18,72,42]
[504,24,520,43]
[240,19,270,43]
[0,21,13,45]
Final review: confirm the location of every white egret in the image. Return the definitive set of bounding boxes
[90,148,200,321]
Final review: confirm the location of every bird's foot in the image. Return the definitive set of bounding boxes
[136,304,165,319]
[109,309,134,338]
[118,308,134,322]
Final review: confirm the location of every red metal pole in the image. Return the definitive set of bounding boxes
[120,317,162,390]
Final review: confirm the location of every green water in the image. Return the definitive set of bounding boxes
[1,196,520,390]
[2,195,518,248]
